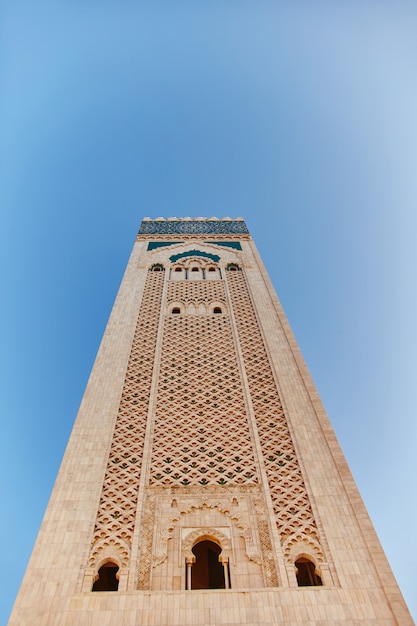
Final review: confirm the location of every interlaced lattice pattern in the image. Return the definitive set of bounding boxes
[226,270,324,563]
[149,280,258,488]
[89,270,164,567]
[167,280,226,305]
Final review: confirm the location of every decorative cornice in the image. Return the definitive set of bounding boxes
[138,217,249,236]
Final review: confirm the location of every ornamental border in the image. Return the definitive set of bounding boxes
[138,220,249,236]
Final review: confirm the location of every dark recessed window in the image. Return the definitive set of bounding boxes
[175,267,182,272]
[191,267,199,272]
[213,307,222,314]
[191,541,225,589]
[172,308,181,314]
[295,558,322,586]
[92,562,119,592]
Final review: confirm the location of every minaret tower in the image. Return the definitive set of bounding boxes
[10,217,413,625]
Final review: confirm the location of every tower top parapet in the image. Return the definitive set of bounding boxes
[138,217,249,236]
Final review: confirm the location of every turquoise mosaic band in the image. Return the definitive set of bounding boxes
[147,241,242,251]
[138,219,249,236]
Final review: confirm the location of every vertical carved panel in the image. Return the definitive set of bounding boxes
[150,277,258,487]
[88,269,164,568]
[227,269,324,564]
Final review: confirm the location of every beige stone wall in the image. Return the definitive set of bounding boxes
[9,222,413,625]
[9,587,412,625]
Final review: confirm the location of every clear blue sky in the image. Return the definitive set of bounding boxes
[1,1,416,623]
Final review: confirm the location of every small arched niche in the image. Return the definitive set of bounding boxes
[92,560,120,591]
[206,265,220,280]
[172,265,185,281]
[295,557,323,587]
[188,263,202,280]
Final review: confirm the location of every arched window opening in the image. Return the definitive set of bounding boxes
[92,562,119,591]
[295,558,322,587]
[172,307,181,315]
[229,266,237,271]
[174,267,182,272]
[191,267,199,272]
[213,307,222,314]
[208,267,216,272]
[191,540,226,589]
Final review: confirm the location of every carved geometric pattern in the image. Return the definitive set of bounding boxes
[137,492,156,590]
[88,269,164,567]
[256,507,280,586]
[154,493,249,567]
[167,279,226,306]
[226,269,325,564]
[149,279,258,488]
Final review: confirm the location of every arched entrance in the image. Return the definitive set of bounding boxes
[183,528,232,590]
[191,540,225,589]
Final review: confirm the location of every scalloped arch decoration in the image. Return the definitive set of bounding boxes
[183,527,232,562]
[169,249,220,263]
